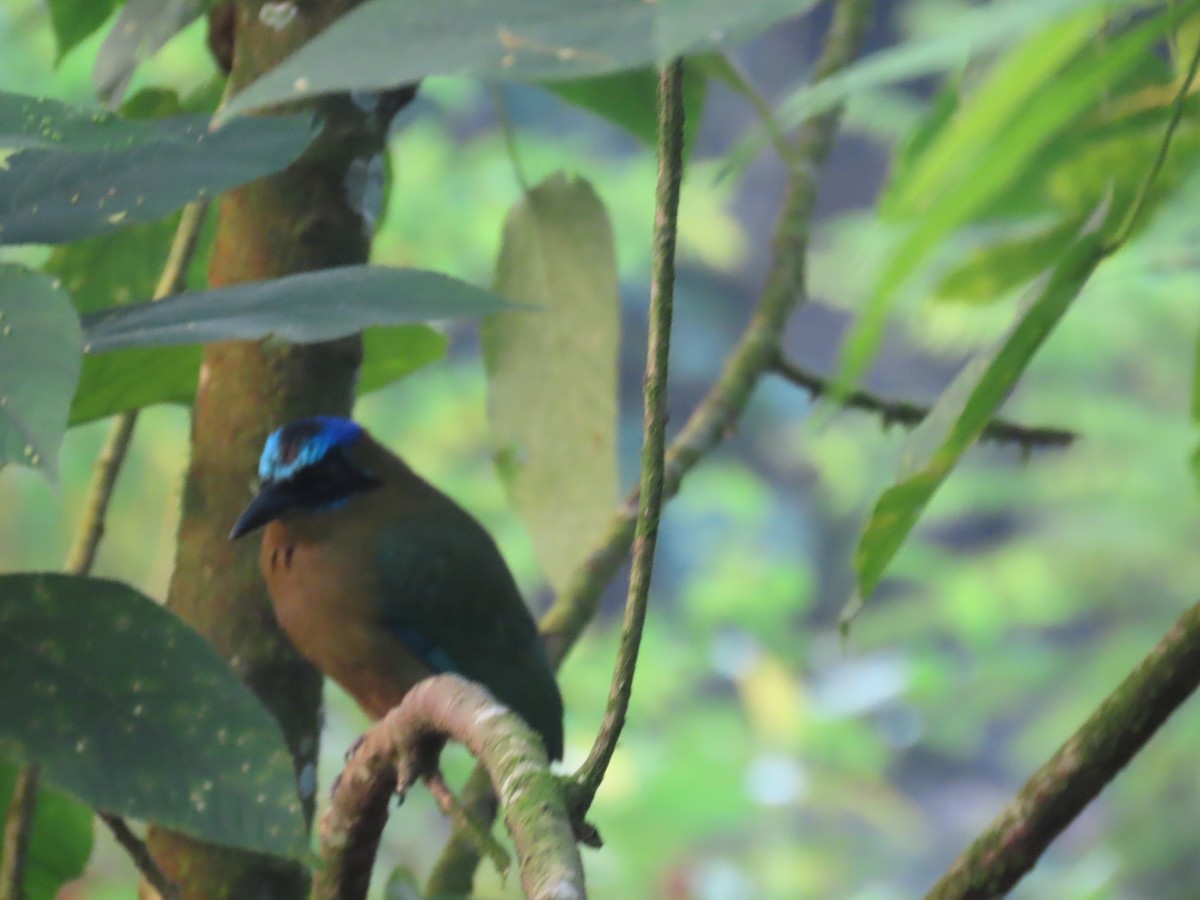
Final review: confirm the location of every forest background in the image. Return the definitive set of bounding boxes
[2,0,1200,897]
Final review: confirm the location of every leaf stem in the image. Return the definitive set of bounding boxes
[1108,34,1200,249]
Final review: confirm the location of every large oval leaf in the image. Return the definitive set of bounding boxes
[220,0,817,118]
[0,574,307,858]
[80,265,509,352]
[0,265,81,476]
[483,174,619,593]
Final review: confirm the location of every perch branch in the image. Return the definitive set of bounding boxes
[773,355,1076,449]
[926,598,1200,898]
[573,58,684,809]
[316,675,584,900]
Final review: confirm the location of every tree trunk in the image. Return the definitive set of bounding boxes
[144,2,409,896]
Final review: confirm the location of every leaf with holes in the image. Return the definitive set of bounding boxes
[0,265,81,476]
[0,574,307,857]
[483,174,619,593]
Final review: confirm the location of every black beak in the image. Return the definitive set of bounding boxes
[229,481,299,539]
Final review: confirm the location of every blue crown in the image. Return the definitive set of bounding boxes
[259,416,364,482]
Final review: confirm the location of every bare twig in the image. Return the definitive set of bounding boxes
[773,355,1076,449]
[572,59,684,811]
[927,599,1200,898]
[316,675,584,900]
[65,200,209,575]
[0,765,39,900]
[100,814,179,900]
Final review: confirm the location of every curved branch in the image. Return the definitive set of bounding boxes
[927,598,1200,898]
[541,0,875,666]
[317,675,584,900]
[573,58,683,809]
[773,355,1076,449]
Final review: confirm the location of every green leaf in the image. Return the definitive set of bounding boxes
[0,761,93,900]
[69,346,201,425]
[883,7,1103,218]
[934,221,1080,304]
[834,0,1197,393]
[46,217,196,316]
[852,209,1109,608]
[81,265,510,352]
[0,574,307,858]
[544,63,706,150]
[46,0,119,61]
[220,0,819,119]
[724,0,1143,174]
[483,174,619,594]
[68,326,445,426]
[93,0,208,105]
[0,265,81,476]
[0,92,315,245]
[358,325,447,395]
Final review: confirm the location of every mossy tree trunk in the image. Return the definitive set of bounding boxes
[144,3,410,896]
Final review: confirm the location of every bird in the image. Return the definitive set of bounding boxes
[229,415,564,760]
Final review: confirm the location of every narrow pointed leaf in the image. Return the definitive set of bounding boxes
[93,0,208,105]
[544,63,706,150]
[483,174,619,593]
[833,0,1196,393]
[0,92,315,245]
[46,0,120,61]
[81,265,510,352]
[0,574,307,858]
[0,265,81,476]
[852,213,1108,606]
[220,0,818,119]
[723,0,1141,175]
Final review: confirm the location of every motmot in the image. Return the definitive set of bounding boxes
[229,416,564,760]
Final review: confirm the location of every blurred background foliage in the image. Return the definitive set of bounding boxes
[3,0,1200,897]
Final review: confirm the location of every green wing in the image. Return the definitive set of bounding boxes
[376,513,564,759]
